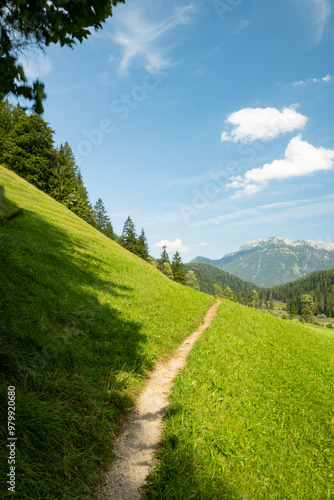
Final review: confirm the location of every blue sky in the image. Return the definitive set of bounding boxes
[19,0,334,260]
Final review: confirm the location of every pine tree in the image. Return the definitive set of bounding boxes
[52,143,77,198]
[52,143,84,212]
[157,246,170,271]
[213,283,223,298]
[300,294,314,323]
[223,286,234,301]
[137,228,149,261]
[250,290,260,309]
[120,216,138,254]
[290,305,298,318]
[160,246,170,264]
[186,270,200,291]
[69,172,94,224]
[267,292,274,310]
[171,252,187,285]
[93,198,115,239]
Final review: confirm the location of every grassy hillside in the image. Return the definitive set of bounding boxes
[302,322,334,339]
[145,301,334,499]
[0,166,214,499]
[185,262,258,298]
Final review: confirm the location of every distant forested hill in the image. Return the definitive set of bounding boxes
[185,262,258,299]
[269,268,334,317]
[186,261,334,317]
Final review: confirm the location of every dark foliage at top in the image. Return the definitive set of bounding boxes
[0,0,124,113]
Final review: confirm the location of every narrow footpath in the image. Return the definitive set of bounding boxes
[96,300,222,500]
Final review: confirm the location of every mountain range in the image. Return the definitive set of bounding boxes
[191,237,334,287]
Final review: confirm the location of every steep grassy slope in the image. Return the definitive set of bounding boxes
[0,166,214,499]
[146,301,334,499]
[185,262,258,297]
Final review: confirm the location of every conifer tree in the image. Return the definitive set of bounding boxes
[52,142,80,206]
[120,216,138,254]
[69,172,94,224]
[300,294,314,323]
[50,142,95,225]
[250,290,260,309]
[290,305,298,318]
[223,286,235,300]
[137,228,149,261]
[171,251,187,285]
[157,246,170,271]
[160,246,170,264]
[213,283,223,298]
[93,198,115,239]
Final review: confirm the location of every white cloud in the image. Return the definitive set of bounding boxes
[246,135,334,182]
[18,51,52,80]
[293,74,331,86]
[294,0,331,44]
[153,238,189,252]
[312,0,331,43]
[110,4,194,73]
[228,135,334,196]
[221,106,308,143]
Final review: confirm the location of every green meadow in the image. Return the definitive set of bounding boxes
[146,301,334,499]
[0,166,214,499]
[302,323,334,340]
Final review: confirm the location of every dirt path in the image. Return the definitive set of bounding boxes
[96,300,222,500]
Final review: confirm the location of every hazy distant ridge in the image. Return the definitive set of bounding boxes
[192,237,334,287]
[239,237,334,252]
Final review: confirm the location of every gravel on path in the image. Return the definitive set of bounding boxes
[96,300,222,500]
